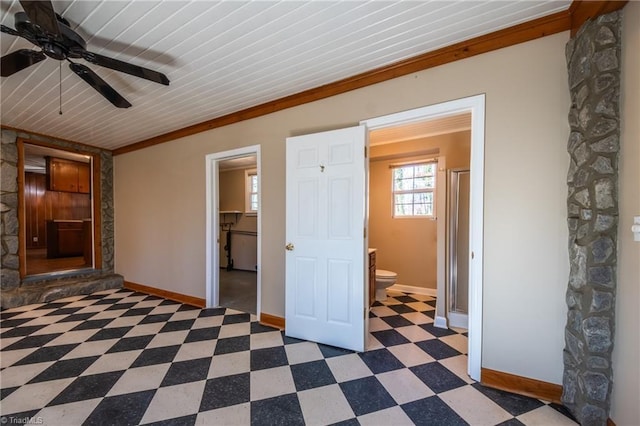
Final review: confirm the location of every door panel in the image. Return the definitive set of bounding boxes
[285,125,367,352]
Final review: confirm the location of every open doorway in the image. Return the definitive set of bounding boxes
[206,146,262,317]
[361,94,485,380]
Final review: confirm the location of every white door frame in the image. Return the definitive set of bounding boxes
[360,94,485,381]
[205,145,262,317]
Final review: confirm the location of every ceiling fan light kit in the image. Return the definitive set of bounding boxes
[1,0,169,108]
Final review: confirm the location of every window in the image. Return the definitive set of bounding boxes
[392,162,436,217]
[245,169,258,214]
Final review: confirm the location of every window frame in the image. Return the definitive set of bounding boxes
[244,168,258,216]
[391,161,437,219]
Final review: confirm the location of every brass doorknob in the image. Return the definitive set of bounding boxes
[285,243,294,251]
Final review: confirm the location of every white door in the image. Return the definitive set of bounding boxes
[285,125,367,352]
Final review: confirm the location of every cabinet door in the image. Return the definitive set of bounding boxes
[77,163,91,194]
[48,158,79,192]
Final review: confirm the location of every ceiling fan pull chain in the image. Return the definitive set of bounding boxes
[59,61,63,115]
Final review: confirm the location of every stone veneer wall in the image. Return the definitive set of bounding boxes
[562,11,621,426]
[1,129,122,308]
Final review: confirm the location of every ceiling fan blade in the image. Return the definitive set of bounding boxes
[1,49,46,77]
[19,0,61,37]
[1,24,19,36]
[69,62,132,108]
[80,51,170,86]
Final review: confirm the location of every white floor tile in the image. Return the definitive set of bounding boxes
[44,329,98,346]
[284,342,324,365]
[218,322,250,339]
[0,347,37,369]
[191,316,224,329]
[34,321,84,336]
[0,378,74,414]
[169,310,200,321]
[208,351,250,378]
[369,317,393,332]
[298,384,355,425]
[196,402,250,425]
[440,385,513,426]
[326,354,373,383]
[438,355,474,384]
[358,405,415,426]
[146,330,189,348]
[250,330,283,350]
[124,322,165,337]
[440,333,468,354]
[517,405,579,425]
[104,316,145,328]
[401,312,434,324]
[376,368,435,404]
[0,362,54,388]
[387,343,436,367]
[140,380,207,424]
[107,363,171,396]
[174,340,217,362]
[250,366,296,401]
[61,339,119,360]
[396,325,436,342]
[80,350,141,375]
[34,398,101,425]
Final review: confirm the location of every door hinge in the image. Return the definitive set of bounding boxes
[364,227,367,238]
[364,146,367,158]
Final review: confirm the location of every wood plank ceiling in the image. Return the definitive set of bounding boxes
[1,0,571,151]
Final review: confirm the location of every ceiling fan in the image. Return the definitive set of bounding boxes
[1,0,169,108]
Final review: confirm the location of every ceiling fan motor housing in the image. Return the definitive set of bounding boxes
[14,11,86,60]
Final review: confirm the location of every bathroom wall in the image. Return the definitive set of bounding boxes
[219,168,257,270]
[369,130,470,290]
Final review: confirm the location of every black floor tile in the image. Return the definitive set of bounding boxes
[318,344,353,359]
[144,414,198,426]
[250,393,305,426]
[48,371,125,405]
[159,300,180,306]
[131,345,181,368]
[45,307,84,316]
[250,346,288,371]
[159,319,195,333]
[290,360,336,391]
[28,356,98,383]
[371,329,410,347]
[330,419,359,426]
[388,304,416,314]
[282,334,305,345]
[82,390,156,426]
[140,313,173,324]
[13,343,78,365]
[121,307,155,317]
[340,376,396,416]
[0,318,37,329]
[177,304,199,311]
[471,383,545,416]
[394,295,420,303]
[56,313,97,323]
[250,322,278,334]
[87,326,133,341]
[380,315,413,328]
[402,396,467,426]
[107,335,154,353]
[415,339,461,360]
[3,333,62,351]
[410,363,466,394]
[199,308,226,317]
[222,313,251,325]
[0,410,41,425]
[214,336,249,355]
[160,358,211,387]
[496,418,526,426]
[549,402,578,422]
[0,387,19,401]
[419,323,457,337]
[70,319,114,330]
[1,325,47,338]
[106,302,137,311]
[425,300,437,307]
[358,349,404,374]
[200,373,250,411]
[184,326,220,343]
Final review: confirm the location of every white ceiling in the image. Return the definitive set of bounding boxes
[0,0,570,151]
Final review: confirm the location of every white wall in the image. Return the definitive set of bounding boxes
[115,33,570,384]
[611,3,640,424]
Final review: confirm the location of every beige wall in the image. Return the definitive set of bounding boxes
[611,3,640,424]
[369,131,470,289]
[115,32,570,384]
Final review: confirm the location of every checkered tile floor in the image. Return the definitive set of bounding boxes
[0,288,577,425]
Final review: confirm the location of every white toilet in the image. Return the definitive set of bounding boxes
[375,269,397,301]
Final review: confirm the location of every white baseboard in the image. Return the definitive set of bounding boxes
[448,312,468,329]
[434,315,448,329]
[389,284,437,297]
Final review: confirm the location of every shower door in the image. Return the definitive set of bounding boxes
[448,169,470,329]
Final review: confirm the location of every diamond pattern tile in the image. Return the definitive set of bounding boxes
[0,288,577,425]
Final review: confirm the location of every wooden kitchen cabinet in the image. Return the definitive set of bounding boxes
[47,157,90,194]
[47,220,84,258]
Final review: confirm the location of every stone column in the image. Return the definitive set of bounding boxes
[1,129,21,291]
[563,11,621,426]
